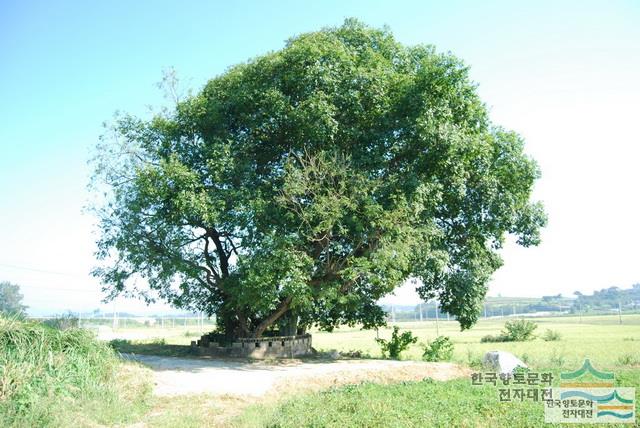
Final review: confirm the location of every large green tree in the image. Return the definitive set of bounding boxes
[92,19,546,339]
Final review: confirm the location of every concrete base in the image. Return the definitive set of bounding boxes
[191,333,312,358]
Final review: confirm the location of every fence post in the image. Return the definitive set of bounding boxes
[619,301,623,324]
[435,301,439,336]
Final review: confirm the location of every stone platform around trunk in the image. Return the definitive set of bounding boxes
[191,333,312,358]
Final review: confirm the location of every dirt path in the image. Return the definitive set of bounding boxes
[124,354,471,397]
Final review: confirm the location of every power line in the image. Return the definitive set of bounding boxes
[18,284,99,293]
[0,262,88,278]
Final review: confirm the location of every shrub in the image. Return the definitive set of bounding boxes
[109,338,131,350]
[41,312,79,330]
[422,336,454,362]
[480,334,509,343]
[375,326,417,359]
[479,319,538,343]
[503,319,538,341]
[542,329,561,342]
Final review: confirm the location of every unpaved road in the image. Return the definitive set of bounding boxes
[125,354,470,396]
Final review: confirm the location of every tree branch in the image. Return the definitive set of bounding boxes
[203,237,221,280]
[251,296,293,338]
[207,228,230,277]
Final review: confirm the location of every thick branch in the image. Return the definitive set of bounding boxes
[203,237,221,280]
[251,296,293,338]
[145,236,221,293]
[207,228,230,277]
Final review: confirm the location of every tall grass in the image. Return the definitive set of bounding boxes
[0,316,150,427]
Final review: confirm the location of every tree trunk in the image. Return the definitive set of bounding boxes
[251,296,293,338]
[217,306,249,340]
[278,312,299,336]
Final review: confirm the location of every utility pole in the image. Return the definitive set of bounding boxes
[484,304,487,319]
[419,303,423,322]
[579,303,582,323]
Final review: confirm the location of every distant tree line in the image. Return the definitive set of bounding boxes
[572,284,640,312]
[384,284,640,320]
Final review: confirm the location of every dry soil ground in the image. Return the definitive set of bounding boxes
[124,354,470,397]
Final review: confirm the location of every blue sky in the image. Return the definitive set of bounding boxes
[1,1,639,314]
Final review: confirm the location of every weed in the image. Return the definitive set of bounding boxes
[542,329,561,341]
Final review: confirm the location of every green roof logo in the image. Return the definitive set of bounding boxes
[561,359,614,381]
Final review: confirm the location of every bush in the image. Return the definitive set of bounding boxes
[542,329,561,342]
[480,319,538,343]
[422,336,454,362]
[375,326,417,359]
[480,334,509,343]
[503,319,538,341]
[41,312,79,330]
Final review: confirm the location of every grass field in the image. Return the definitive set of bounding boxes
[312,315,640,370]
[110,314,640,370]
[232,370,640,428]
[99,314,640,427]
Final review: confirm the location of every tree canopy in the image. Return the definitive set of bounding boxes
[92,19,546,338]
